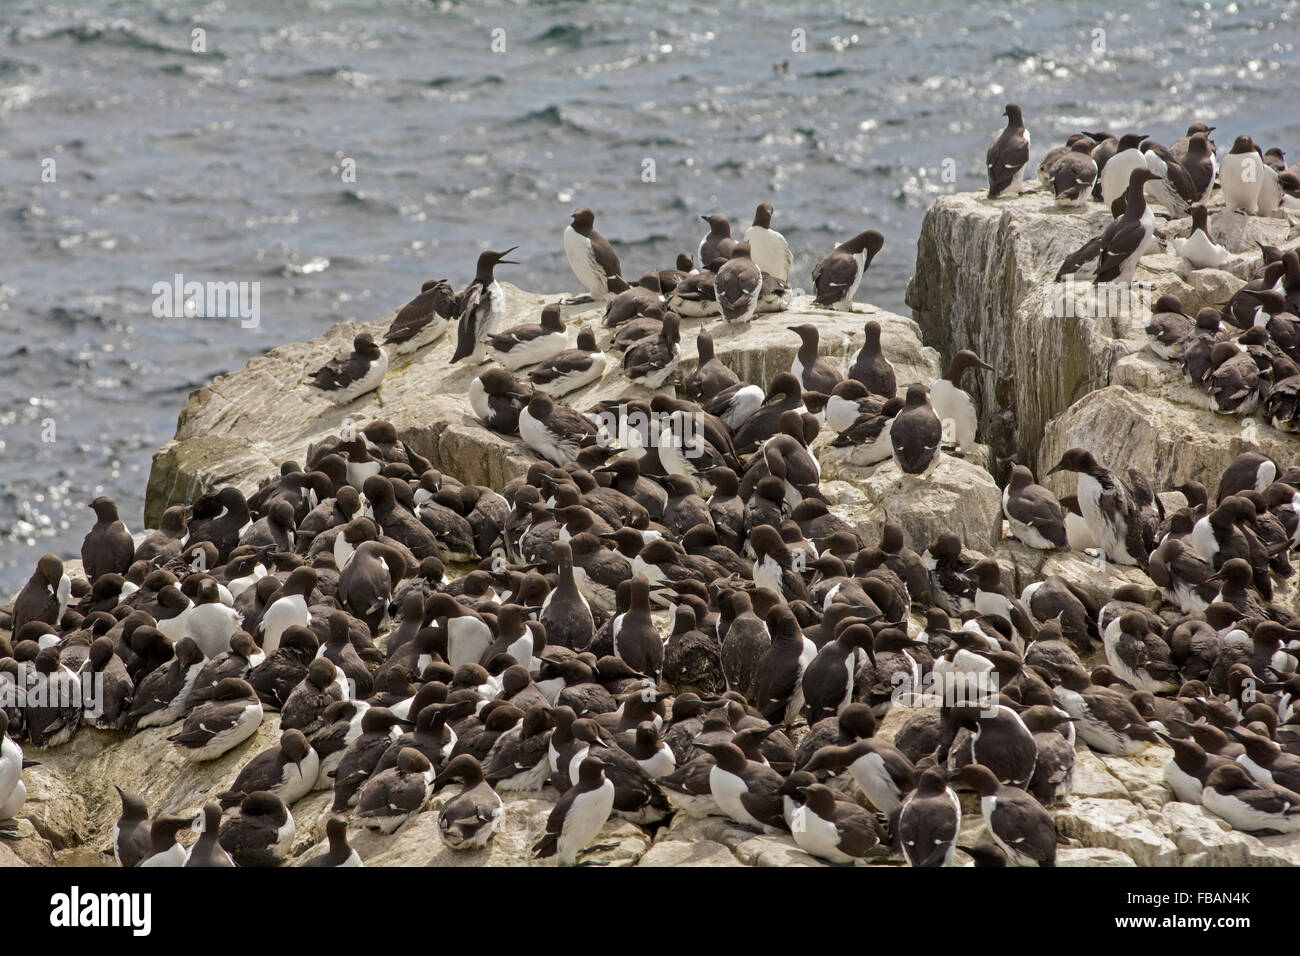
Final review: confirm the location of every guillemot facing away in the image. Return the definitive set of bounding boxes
[744,203,792,280]
[985,104,1030,199]
[929,349,991,455]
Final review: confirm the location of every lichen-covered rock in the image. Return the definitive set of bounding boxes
[1053,797,1179,867]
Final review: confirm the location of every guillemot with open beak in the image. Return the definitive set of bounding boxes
[452,248,518,363]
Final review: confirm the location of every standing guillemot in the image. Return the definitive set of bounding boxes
[185,803,235,867]
[622,312,681,387]
[897,767,961,867]
[219,728,319,809]
[218,791,296,866]
[111,785,151,867]
[1169,122,1216,162]
[80,636,133,731]
[890,385,942,475]
[1106,611,1179,694]
[714,244,763,325]
[533,755,616,865]
[752,604,817,726]
[1049,139,1098,206]
[1094,167,1159,283]
[519,392,604,467]
[1221,136,1262,214]
[744,203,792,280]
[811,230,884,310]
[82,496,134,580]
[564,208,628,303]
[382,278,458,354]
[12,554,70,632]
[137,815,191,868]
[135,505,187,565]
[1098,132,1149,207]
[683,330,739,402]
[945,702,1037,789]
[1173,204,1229,271]
[539,540,595,652]
[610,576,663,683]
[451,248,518,363]
[1002,465,1069,550]
[952,763,1056,866]
[788,323,843,395]
[169,677,264,761]
[187,577,242,659]
[259,566,316,655]
[301,814,363,866]
[0,711,25,832]
[309,332,388,405]
[930,349,992,455]
[697,214,737,267]
[528,329,606,398]
[800,622,876,722]
[331,706,409,811]
[1047,447,1148,566]
[486,304,568,370]
[985,104,1030,199]
[1020,706,1075,806]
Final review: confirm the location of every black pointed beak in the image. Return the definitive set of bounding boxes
[498,246,520,265]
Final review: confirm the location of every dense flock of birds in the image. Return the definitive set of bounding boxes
[2,107,1300,868]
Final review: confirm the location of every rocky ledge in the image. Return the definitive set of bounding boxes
[7,186,1300,870]
[909,183,1300,487]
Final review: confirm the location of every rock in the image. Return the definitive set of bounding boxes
[821,453,1003,553]
[1160,801,1300,867]
[1057,846,1137,867]
[907,186,1295,477]
[0,818,57,867]
[1053,797,1180,866]
[732,833,827,867]
[638,839,743,867]
[1040,384,1300,497]
[1099,747,1173,811]
[1069,750,1131,801]
[145,287,939,526]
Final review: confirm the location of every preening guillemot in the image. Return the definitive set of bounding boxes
[811,231,884,311]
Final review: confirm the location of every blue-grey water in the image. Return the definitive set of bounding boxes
[0,0,1296,593]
